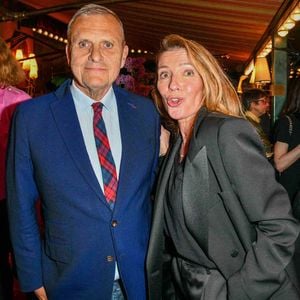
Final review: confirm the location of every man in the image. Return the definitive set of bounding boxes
[242,88,273,159]
[7,4,160,300]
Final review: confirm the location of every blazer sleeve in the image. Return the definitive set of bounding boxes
[6,105,42,292]
[218,118,300,299]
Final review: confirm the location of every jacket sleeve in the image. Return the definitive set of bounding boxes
[6,105,42,292]
[218,118,300,299]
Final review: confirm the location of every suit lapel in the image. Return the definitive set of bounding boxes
[50,81,106,203]
[113,86,156,212]
[182,108,210,250]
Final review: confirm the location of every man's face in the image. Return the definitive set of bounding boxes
[66,14,128,100]
[250,96,270,117]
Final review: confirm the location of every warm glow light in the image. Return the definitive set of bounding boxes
[237,75,248,93]
[22,53,34,71]
[254,57,271,83]
[29,54,38,79]
[291,7,300,21]
[277,26,289,37]
[29,64,38,79]
[249,68,256,84]
[15,49,24,60]
[283,18,295,30]
[244,60,254,76]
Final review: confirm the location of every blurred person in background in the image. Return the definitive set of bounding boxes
[0,37,30,300]
[241,88,273,160]
[273,78,300,205]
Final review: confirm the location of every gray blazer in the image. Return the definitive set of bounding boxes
[146,109,300,300]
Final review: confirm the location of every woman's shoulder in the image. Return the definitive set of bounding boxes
[3,86,31,101]
[205,111,249,129]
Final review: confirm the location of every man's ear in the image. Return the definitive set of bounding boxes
[121,45,129,68]
[65,44,70,65]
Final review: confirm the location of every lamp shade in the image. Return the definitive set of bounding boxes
[254,57,271,83]
[29,64,38,79]
[15,49,24,61]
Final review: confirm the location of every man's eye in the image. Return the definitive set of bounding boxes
[78,40,91,48]
[103,41,113,49]
[159,72,169,79]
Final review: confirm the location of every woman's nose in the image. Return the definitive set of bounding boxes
[169,76,180,91]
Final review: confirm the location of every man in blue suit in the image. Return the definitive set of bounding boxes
[7,4,160,300]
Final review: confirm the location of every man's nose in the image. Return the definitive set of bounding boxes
[89,45,103,62]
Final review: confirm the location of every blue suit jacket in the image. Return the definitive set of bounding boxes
[7,80,160,299]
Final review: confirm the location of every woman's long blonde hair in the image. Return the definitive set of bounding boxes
[152,34,243,133]
[0,37,25,87]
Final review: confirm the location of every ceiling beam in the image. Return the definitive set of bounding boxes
[0,0,140,22]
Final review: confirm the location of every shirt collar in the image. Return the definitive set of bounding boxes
[70,80,114,111]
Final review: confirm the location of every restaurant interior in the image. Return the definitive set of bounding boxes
[1,0,300,298]
[1,0,300,121]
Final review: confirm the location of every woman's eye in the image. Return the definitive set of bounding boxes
[184,69,194,76]
[103,41,113,49]
[159,72,169,79]
[78,40,91,48]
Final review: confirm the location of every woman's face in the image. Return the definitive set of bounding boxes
[157,48,204,125]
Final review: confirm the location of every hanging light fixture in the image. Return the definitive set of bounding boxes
[291,5,300,21]
[22,53,34,71]
[15,49,24,61]
[283,17,296,30]
[254,57,271,83]
[29,54,38,79]
[277,25,289,37]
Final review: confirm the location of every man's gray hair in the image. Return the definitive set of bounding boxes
[67,4,125,42]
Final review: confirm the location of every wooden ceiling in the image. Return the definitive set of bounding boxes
[0,0,298,75]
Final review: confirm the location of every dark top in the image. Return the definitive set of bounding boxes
[164,144,215,268]
[273,113,300,201]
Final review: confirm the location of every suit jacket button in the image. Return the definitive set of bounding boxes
[230,249,239,257]
[111,220,118,227]
[106,256,114,262]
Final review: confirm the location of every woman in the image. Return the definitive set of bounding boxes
[146,34,300,300]
[0,37,30,300]
[273,78,300,205]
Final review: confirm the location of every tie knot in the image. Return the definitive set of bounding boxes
[92,102,104,114]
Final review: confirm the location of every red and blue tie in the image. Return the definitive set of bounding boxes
[92,102,118,206]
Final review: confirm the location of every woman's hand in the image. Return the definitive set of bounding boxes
[159,125,170,157]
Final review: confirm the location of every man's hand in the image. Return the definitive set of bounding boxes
[34,286,48,300]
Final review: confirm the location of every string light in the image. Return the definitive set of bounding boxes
[32,27,67,44]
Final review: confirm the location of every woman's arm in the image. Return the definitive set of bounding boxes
[274,141,300,173]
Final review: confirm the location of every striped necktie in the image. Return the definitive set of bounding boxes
[92,102,118,206]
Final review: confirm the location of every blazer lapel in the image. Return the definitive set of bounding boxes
[113,86,157,211]
[50,81,106,203]
[182,109,210,250]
